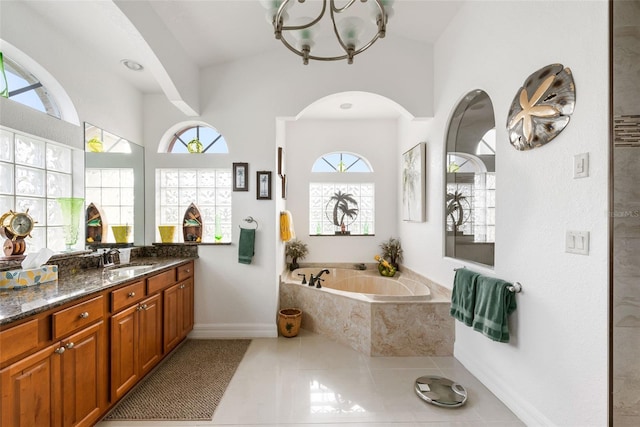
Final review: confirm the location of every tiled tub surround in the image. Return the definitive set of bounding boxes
[279,264,453,357]
[0,255,196,325]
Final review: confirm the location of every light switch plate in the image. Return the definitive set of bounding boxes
[566,230,590,255]
[574,153,589,178]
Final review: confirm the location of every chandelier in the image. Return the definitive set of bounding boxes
[261,0,394,65]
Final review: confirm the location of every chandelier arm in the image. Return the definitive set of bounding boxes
[330,0,359,14]
[277,0,327,31]
[279,34,349,62]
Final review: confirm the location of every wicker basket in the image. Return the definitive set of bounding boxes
[278,308,302,338]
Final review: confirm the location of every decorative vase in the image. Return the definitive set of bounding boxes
[214,213,223,242]
[57,197,84,251]
[289,258,299,271]
[378,263,397,277]
[112,225,132,243]
[158,225,176,243]
[278,308,302,338]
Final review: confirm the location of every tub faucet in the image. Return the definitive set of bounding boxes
[309,269,330,287]
[297,273,307,284]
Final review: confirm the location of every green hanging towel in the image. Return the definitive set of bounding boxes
[0,52,9,98]
[450,268,480,326]
[238,228,255,265]
[472,276,517,343]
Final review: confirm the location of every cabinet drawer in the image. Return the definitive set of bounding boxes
[177,262,194,282]
[0,319,39,363]
[52,295,104,340]
[147,268,176,294]
[111,280,146,312]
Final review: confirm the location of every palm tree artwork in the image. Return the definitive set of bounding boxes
[326,191,358,234]
[446,190,468,233]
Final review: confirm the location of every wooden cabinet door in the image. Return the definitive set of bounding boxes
[179,278,194,338]
[163,282,182,353]
[0,343,59,427]
[60,320,105,427]
[138,293,162,375]
[110,304,139,401]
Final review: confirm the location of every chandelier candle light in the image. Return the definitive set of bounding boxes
[261,0,394,65]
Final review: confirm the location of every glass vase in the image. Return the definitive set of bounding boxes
[57,197,84,251]
[214,213,223,242]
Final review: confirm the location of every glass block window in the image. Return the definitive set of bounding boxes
[0,127,78,252]
[309,183,374,236]
[167,125,228,154]
[85,168,134,243]
[311,152,372,172]
[1,54,61,119]
[446,173,495,243]
[156,168,232,243]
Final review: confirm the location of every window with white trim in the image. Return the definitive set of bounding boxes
[156,168,232,243]
[1,54,61,119]
[0,126,81,252]
[166,125,229,154]
[309,152,374,236]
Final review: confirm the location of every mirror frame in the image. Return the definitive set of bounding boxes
[84,122,145,246]
[444,90,496,267]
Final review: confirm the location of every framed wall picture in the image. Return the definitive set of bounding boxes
[233,162,249,191]
[281,174,287,199]
[402,142,426,222]
[277,147,285,177]
[257,171,272,200]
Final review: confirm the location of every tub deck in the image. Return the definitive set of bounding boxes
[279,265,453,357]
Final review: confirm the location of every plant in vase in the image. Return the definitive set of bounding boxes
[380,237,403,271]
[285,239,308,271]
[374,255,396,277]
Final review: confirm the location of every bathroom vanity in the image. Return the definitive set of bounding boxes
[0,258,195,427]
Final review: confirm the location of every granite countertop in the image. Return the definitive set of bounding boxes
[0,257,195,326]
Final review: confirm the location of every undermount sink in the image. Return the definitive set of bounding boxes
[105,264,155,280]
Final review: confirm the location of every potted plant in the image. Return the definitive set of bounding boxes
[380,237,403,270]
[285,239,308,271]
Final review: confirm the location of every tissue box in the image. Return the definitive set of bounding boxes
[0,265,58,289]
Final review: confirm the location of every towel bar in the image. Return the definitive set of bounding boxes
[453,267,522,293]
[241,216,259,229]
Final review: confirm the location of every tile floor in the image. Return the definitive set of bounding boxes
[97,330,524,427]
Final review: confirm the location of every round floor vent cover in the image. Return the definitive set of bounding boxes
[414,375,468,408]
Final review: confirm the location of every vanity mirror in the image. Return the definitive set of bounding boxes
[84,123,144,246]
[445,90,495,267]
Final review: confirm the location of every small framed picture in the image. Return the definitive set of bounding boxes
[277,147,285,177]
[233,163,249,191]
[257,171,272,200]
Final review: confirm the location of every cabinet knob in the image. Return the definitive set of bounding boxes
[79,311,89,319]
[65,342,75,350]
[141,304,148,310]
[137,305,144,311]
[128,292,136,297]
[180,284,185,289]
[54,347,65,354]
[186,269,191,273]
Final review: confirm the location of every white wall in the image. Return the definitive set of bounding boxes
[142,38,434,337]
[285,118,399,263]
[0,0,143,145]
[399,1,609,426]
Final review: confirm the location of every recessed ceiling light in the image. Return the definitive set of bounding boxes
[121,59,144,72]
[340,103,353,110]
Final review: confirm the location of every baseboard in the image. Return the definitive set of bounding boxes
[455,346,556,426]
[188,323,278,339]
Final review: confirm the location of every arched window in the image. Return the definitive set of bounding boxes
[309,151,374,236]
[1,53,61,119]
[311,152,372,172]
[167,125,228,154]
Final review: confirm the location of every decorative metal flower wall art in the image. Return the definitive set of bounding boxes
[507,63,576,151]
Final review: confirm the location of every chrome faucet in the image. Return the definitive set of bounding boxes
[99,248,120,268]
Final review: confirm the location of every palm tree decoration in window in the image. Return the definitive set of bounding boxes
[446,190,470,234]
[326,191,359,235]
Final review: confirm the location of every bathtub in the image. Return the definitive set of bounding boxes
[285,267,431,302]
[279,265,454,357]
